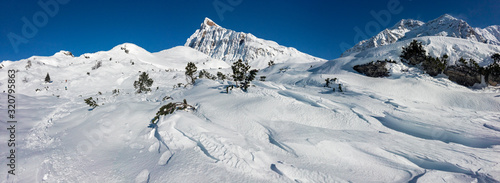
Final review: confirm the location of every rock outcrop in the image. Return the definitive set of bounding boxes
[353,61,390,77]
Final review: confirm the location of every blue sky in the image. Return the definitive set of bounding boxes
[1,0,499,61]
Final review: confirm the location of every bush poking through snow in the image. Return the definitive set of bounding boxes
[25,60,32,70]
[242,69,258,91]
[150,100,195,126]
[162,96,172,101]
[268,60,275,67]
[173,83,184,89]
[199,69,216,80]
[185,62,197,84]
[217,72,227,81]
[134,72,154,94]
[324,78,337,87]
[92,61,102,70]
[422,56,447,76]
[84,97,98,109]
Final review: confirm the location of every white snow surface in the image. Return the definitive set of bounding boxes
[1,38,500,182]
[185,18,325,68]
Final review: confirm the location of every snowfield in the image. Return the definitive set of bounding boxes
[1,40,500,182]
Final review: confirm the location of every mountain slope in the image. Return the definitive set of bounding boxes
[185,18,325,68]
[343,14,498,56]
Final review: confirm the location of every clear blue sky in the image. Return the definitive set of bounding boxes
[1,0,499,61]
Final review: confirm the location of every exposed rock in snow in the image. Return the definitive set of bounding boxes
[444,65,482,87]
[353,60,390,77]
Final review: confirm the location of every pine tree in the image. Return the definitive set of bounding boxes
[242,69,258,91]
[492,53,500,64]
[45,73,51,83]
[400,40,426,65]
[231,59,250,85]
[134,72,154,93]
[422,56,446,76]
[185,62,197,84]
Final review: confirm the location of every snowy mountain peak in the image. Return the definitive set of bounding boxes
[53,50,74,57]
[342,14,495,56]
[390,19,424,30]
[186,18,325,68]
[436,13,458,21]
[422,14,465,29]
[202,17,219,28]
[475,25,500,45]
[342,19,424,55]
[403,14,486,43]
[110,43,149,54]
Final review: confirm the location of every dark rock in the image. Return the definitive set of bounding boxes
[444,65,482,87]
[353,61,390,77]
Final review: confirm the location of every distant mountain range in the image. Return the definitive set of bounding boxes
[342,14,500,56]
[185,18,325,68]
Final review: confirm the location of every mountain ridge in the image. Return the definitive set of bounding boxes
[342,14,500,56]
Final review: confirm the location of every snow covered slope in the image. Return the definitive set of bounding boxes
[1,21,500,182]
[185,18,325,68]
[343,14,499,56]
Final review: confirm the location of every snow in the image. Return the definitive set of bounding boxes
[476,25,500,45]
[185,18,325,68]
[1,17,500,182]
